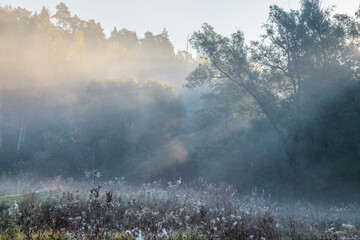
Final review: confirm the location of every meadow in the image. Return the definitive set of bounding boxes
[0,173,359,240]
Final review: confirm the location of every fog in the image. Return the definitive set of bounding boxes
[0,1,360,204]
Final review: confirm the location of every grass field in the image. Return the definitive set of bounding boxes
[0,176,359,239]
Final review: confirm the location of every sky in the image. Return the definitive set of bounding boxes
[1,0,359,52]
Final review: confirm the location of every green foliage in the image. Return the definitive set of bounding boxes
[0,2,195,180]
[1,0,360,198]
[35,79,186,180]
[187,0,360,196]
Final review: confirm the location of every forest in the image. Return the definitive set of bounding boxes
[1,1,360,239]
[0,0,360,199]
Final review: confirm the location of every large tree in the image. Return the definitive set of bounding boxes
[186,0,359,192]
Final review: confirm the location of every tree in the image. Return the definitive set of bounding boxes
[83,19,104,47]
[52,3,71,32]
[37,79,186,179]
[109,27,139,51]
[186,0,359,193]
[140,29,175,58]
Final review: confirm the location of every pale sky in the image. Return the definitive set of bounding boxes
[1,0,359,52]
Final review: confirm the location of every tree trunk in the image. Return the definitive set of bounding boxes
[21,122,26,144]
[249,91,300,193]
[287,129,299,196]
[15,118,25,165]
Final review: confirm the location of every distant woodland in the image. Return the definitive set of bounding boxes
[1,1,360,199]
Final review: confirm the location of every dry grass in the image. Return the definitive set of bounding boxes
[0,176,359,239]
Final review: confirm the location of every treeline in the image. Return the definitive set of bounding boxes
[0,3,195,181]
[0,3,195,90]
[1,1,360,199]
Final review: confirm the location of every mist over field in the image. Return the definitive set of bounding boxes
[0,1,360,239]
